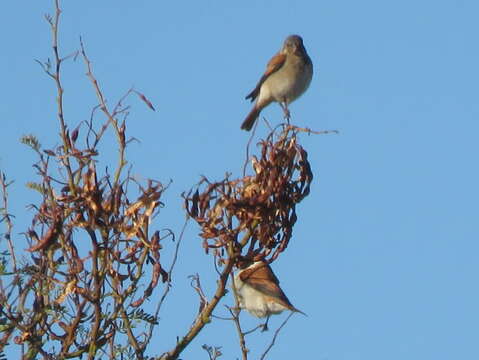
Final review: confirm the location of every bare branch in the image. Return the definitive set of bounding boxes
[160,257,236,360]
[259,312,294,360]
[0,172,16,271]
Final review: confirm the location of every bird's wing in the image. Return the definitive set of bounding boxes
[239,262,295,309]
[245,53,287,101]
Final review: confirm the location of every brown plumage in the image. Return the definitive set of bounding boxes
[233,261,305,318]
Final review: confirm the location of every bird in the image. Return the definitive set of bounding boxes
[232,260,305,320]
[241,34,313,131]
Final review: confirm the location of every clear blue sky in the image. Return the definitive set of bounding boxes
[1,1,478,359]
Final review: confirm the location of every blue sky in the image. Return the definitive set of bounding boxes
[1,1,478,359]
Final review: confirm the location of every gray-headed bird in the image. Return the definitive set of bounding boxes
[241,35,313,131]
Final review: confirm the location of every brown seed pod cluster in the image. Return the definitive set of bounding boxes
[26,161,169,305]
[13,87,167,356]
[184,126,313,265]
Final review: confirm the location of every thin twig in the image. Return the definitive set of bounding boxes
[259,312,294,360]
[242,119,258,177]
[285,124,339,135]
[242,324,265,336]
[151,218,188,320]
[0,173,16,271]
[79,38,127,186]
[227,306,248,360]
[51,0,76,195]
[262,116,274,133]
[228,271,250,360]
[189,274,209,317]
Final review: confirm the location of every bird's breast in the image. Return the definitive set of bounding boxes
[264,58,312,104]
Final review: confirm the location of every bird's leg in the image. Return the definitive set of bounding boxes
[261,315,271,332]
[280,100,291,123]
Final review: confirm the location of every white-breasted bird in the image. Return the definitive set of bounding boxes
[241,35,313,131]
[233,260,305,318]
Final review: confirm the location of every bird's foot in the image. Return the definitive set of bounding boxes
[281,103,291,123]
[261,315,271,332]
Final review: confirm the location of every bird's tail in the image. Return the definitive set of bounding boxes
[292,307,308,317]
[241,107,261,131]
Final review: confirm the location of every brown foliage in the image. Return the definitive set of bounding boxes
[184,126,313,266]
